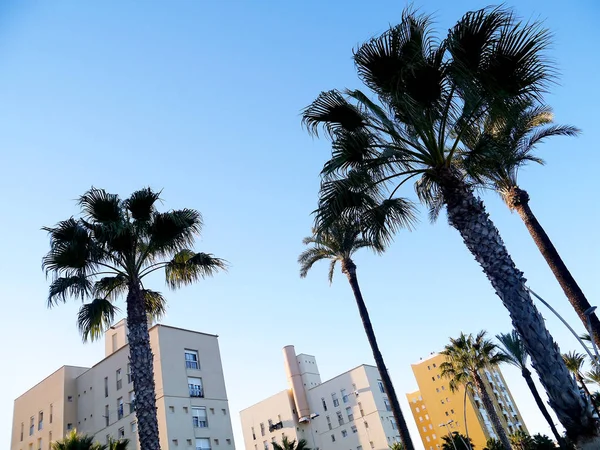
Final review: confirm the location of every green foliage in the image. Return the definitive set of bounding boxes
[531,434,557,450]
[496,330,529,370]
[562,351,585,378]
[51,430,128,450]
[389,443,405,450]
[441,432,474,450]
[440,331,507,392]
[483,438,503,450]
[42,187,226,341]
[510,430,535,449]
[271,436,310,450]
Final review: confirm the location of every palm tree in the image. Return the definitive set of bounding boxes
[389,443,405,450]
[440,331,511,449]
[483,439,503,450]
[510,430,535,450]
[496,331,564,446]
[441,432,474,450]
[107,438,130,450]
[532,434,559,450]
[272,437,310,450]
[51,430,105,450]
[301,6,596,444]
[585,367,600,386]
[461,100,599,347]
[42,187,226,450]
[562,351,598,414]
[299,220,415,450]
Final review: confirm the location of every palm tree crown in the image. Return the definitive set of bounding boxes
[51,430,116,450]
[272,437,310,450]
[496,330,529,371]
[562,351,586,379]
[440,331,507,392]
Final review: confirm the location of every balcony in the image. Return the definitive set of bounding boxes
[189,387,204,398]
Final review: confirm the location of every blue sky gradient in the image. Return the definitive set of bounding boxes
[0,1,598,449]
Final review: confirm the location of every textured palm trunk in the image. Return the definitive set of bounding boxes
[438,172,598,446]
[506,186,600,348]
[341,258,415,450]
[521,367,565,448]
[472,372,511,449]
[127,281,161,450]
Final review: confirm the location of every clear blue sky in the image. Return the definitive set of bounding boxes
[0,1,598,449]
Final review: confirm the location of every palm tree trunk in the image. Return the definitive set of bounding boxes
[127,281,161,450]
[438,172,598,446]
[472,372,511,449]
[521,367,565,448]
[576,374,600,418]
[508,186,600,348]
[341,258,415,450]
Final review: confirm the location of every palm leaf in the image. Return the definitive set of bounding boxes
[77,298,119,342]
[48,275,92,307]
[148,209,203,257]
[166,250,227,289]
[124,187,161,222]
[143,289,167,321]
[93,275,128,300]
[301,90,366,137]
[78,187,122,223]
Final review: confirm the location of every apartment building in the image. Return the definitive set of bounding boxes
[406,353,527,450]
[11,320,235,450]
[240,346,401,450]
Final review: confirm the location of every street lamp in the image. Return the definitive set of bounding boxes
[527,287,598,365]
[439,420,457,450]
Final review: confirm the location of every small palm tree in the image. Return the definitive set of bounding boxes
[107,438,129,450]
[532,434,558,450]
[272,437,310,450]
[299,220,415,450]
[510,430,534,450]
[42,187,226,450]
[389,443,405,450]
[562,351,599,416]
[441,432,473,450]
[51,430,105,450]
[496,331,563,446]
[440,331,510,449]
[483,438,503,450]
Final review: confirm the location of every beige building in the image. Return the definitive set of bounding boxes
[11,320,235,450]
[406,353,527,450]
[240,346,401,450]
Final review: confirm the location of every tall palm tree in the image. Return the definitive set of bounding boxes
[272,437,310,450]
[483,438,503,450]
[42,187,226,450]
[301,6,597,444]
[562,351,598,417]
[510,430,534,450]
[462,100,599,347]
[51,430,105,450]
[441,432,474,450]
[440,331,511,449]
[496,331,564,446]
[299,220,415,450]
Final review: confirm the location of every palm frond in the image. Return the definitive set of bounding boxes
[48,275,92,307]
[301,90,366,137]
[496,330,529,370]
[165,250,227,289]
[143,289,167,321]
[42,219,93,275]
[148,209,203,258]
[77,298,119,342]
[359,197,418,247]
[125,187,161,222]
[78,187,122,223]
[562,351,585,375]
[93,275,128,300]
[298,247,337,278]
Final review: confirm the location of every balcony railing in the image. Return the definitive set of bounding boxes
[189,387,204,398]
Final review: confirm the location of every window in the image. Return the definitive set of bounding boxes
[332,393,339,407]
[188,377,204,397]
[38,411,43,430]
[49,405,53,424]
[214,439,220,446]
[425,414,429,420]
[426,436,430,443]
[128,421,136,433]
[210,408,215,414]
[37,438,42,450]
[377,380,385,393]
[358,402,364,417]
[118,427,125,438]
[20,422,23,441]
[391,421,397,430]
[342,430,348,438]
[384,399,392,411]
[67,423,73,431]
[364,421,369,428]
[129,391,136,414]
[262,442,268,450]
[222,409,227,415]
[105,405,109,426]
[30,417,34,436]
[252,427,256,440]
[441,400,445,405]
[341,389,348,403]
[450,409,455,415]
[197,438,211,450]
[321,397,328,412]
[433,363,437,368]
[127,364,132,383]
[351,425,358,433]
[416,406,420,412]
[227,440,232,445]
[268,419,273,430]
[346,407,354,421]
[326,416,332,430]
[260,423,265,436]
[422,426,427,432]
[436,388,440,393]
[49,432,52,449]
[185,350,200,369]
[192,407,208,428]
[117,397,124,420]
[104,377,109,398]
[337,411,344,426]
[437,374,441,379]
[331,434,336,442]
[370,442,374,449]
[427,365,431,370]
[431,376,435,381]
[441,386,445,391]
[429,424,433,430]
[173,439,179,446]
[432,434,437,439]
[116,369,123,390]
[357,446,363,450]
[445,411,449,417]
[419,417,423,422]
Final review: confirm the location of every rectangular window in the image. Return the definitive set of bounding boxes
[432,434,437,439]
[222,409,227,415]
[384,399,392,411]
[67,423,73,431]
[127,364,132,383]
[391,421,397,430]
[49,432,52,449]
[351,425,357,433]
[321,397,328,411]
[129,391,136,414]
[262,442,268,450]
[377,380,385,393]
[30,417,34,436]
[118,427,125,438]
[370,442,374,449]
[341,389,348,403]
[346,406,354,421]
[185,350,200,369]
[188,377,204,397]
[331,434,336,442]
[104,377,109,398]
[451,409,455,414]
[337,411,344,426]
[117,397,124,420]
[326,415,332,430]
[252,427,256,440]
[332,392,339,407]
[38,411,43,430]
[358,402,364,417]
[131,421,137,433]
[197,438,211,450]
[433,363,437,368]
[105,405,109,426]
[358,446,363,450]
[116,369,122,390]
[342,430,348,438]
[192,407,208,428]
[20,422,23,441]
[37,438,42,450]
[49,405,53,424]
[260,423,265,436]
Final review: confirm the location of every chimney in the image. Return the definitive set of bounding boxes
[283,345,311,422]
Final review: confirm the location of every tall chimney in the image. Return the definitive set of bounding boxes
[283,345,310,422]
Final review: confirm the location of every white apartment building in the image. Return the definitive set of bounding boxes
[240,346,400,450]
[11,320,235,450]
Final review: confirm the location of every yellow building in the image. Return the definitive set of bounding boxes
[406,353,527,450]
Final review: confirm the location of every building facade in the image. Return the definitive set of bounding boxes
[406,353,527,450]
[240,346,401,450]
[11,320,235,450]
